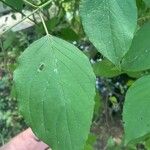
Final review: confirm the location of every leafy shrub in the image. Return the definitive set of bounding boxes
[1,0,150,149]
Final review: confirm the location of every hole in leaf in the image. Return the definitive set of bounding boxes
[38,63,45,72]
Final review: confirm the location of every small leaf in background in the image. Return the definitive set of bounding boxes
[57,27,79,41]
[84,144,93,150]
[145,138,150,150]
[80,0,137,66]
[14,35,96,150]
[92,59,122,78]
[123,75,150,144]
[36,18,58,35]
[84,134,97,150]
[94,91,102,118]
[126,71,144,79]
[109,96,119,111]
[126,70,150,79]
[4,0,24,11]
[143,0,150,7]
[3,31,16,50]
[122,22,150,72]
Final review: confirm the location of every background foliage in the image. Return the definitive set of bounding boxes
[1,0,150,149]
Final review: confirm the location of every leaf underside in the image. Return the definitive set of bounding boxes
[14,35,96,150]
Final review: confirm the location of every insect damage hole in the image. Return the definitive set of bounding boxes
[38,63,45,72]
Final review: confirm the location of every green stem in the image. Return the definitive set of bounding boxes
[23,0,38,8]
[39,12,49,35]
[0,0,52,36]
[23,0,49,22]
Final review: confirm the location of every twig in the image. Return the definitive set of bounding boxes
[23,0,50,21]
[23,0,37,8]
[39,12,49,35]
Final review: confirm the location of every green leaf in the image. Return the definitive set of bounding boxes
[4,0,24,11]
[3,31,16,49]
[57,27,79,41]
[84,134,96,150]
[94,91,102,118]
[123,75,150,144]
[86,134,97,146]
[143,0,150,7]
[14,35,96,150]
[145,138,150,150]
[126,71,144,79]
[127,70,150,79]
[36,18,58,35]
[92,59,122,78]
[84,144,93,150]
[80,0,137,65]
[122,22,150,72]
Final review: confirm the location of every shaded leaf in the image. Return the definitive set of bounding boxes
[143,0,150,7]
[58,27,79,41]
[94,91,102,118]
[3,31,16,49]
[84,144,93,150]
[84,134,96,150]
[4,0,24,11]
[36,18,58,35]
[145,138,150,150]
[92,59,122,78]
[126,71,144,79]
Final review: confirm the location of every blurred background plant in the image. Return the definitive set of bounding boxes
[0,0,150,149]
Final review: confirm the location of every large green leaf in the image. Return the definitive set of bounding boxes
[4,0,24,11]
[80,0,137,66]
[14,35,96,150]
[123,75,150,144]
[122,22,150,72]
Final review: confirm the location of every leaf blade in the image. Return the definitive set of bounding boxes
[5,0,24,11]
[14,35,96,150]
[92,59,122,78]
[123,75,150,144]
[80,0,137,65]
[143,0,150,7]
[122,22,150,72]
